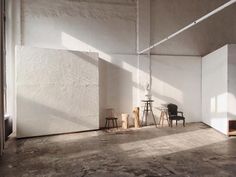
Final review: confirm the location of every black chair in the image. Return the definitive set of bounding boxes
[167,104,185,127]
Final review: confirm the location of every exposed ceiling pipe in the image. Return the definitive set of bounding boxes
[138,0,236,55]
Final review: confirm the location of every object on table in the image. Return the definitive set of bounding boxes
[133,107,140,128]
[167,104,185,127]
[141,100,157,127]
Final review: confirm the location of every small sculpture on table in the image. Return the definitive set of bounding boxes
[145,83,152,100]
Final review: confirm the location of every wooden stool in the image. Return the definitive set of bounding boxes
[105,117,118,129]
[104,108,118,129]
[157,107,170,126]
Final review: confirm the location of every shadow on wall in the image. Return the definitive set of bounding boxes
[61,32,135,128]
[99,59,133,128]
[17,95,98,138]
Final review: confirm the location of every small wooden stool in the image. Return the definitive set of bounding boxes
[104,108,118,129]
[105,117,118,129]
[157,107,170,126]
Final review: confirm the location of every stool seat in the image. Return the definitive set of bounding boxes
[105,117,118,120]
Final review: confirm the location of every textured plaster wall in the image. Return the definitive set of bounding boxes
[21,0,137,54]
[16,46,99,138]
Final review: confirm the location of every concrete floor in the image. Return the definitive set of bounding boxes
[0,123,236,177]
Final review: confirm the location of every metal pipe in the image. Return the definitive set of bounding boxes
[138,0,236,54]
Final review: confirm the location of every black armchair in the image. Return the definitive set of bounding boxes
[167,104,185,127]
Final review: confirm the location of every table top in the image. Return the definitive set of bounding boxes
[155,106,168,111]
[141,99,154,102]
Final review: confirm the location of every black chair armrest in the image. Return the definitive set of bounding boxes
[178,111,183,117]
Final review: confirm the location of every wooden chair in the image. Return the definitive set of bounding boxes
[104,108,118,129]
[167,104,185,127]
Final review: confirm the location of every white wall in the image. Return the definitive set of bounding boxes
[202,45,228,134]
[151,55,202,122]
[21,0,136,54]
[16,46,99,138]
[99,54,139,127]
[7,0,203,133]
[228,44,236,121]
[8,0,139,129]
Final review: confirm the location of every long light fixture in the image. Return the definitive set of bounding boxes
[138,0,236,54]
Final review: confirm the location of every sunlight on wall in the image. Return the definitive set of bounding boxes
[217,93,227,113]
[119,129,226,158]
[152,77,183,103]
[210,93,227,113]
[211,97,216,113]
[61,32,111,61]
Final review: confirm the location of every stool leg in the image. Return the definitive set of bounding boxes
[105,120,108,128]
[115,120,118,129]
[141,110,145,127]
[150,108,157,128]
[158,112,162,125]
[145,110,148,126]
[108,120,110,129]
[112,119,115,128]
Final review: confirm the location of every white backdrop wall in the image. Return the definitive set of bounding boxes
[228,45,236,121]
[16,46,99,138]
[202,45,228,134]
[151,55,202,123]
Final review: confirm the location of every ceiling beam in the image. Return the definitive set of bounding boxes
[138,0,236,55]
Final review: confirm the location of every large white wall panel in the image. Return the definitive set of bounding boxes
[228,44,236,120]
[151,55,202,122]
[16,46,99,138]
[202,45,228,134]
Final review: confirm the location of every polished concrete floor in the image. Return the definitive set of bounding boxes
[1,123,236,177]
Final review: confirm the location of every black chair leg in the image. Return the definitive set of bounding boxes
[183,119,185,127]
[176,120,177,126]
[170,120,173,127]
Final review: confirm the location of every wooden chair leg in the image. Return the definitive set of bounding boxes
[112,119,115,128]
[105,119,108,128]
[107,120,110,129]
[158,111,163,125]
[115,120,118,129]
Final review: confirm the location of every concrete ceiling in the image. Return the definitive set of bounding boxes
[150,0,236,56]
